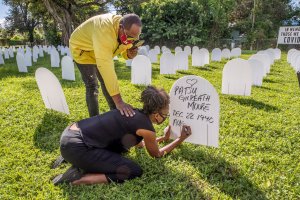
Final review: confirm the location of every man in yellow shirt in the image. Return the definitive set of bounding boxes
[69,13,141,117]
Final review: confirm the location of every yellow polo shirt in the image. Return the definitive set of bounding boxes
[69,13,132,96]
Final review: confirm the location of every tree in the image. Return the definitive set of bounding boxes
[4,0,41,45]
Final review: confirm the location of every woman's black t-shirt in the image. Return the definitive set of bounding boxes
[77,109,155,153]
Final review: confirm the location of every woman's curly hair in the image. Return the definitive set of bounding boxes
[141,86,170,115]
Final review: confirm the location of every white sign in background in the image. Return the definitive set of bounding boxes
[169,75,220,147]
[277,26,300,44]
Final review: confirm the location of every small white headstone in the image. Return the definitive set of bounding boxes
[39,47,44,57]
[249,54,270,75]
[192,46,199,54]
[222,58,252,96]
[175,51,188,71]
[162,48,171,54]
[0,53,4,65]
[169,75,220,147]
[16,53,27,73]
[221,49,231,59]
[51,49,60,67]
[24,50,32,67]
[131,55,152,85]
[61,56,75,81]
[154,46,160,54]
[126,59,132,66]
[9,48,14,58]
[192,49,202,67]
[231,48,241,58]
[35,67,69,114]
[160,52,176,74]
[274,48,281,60]
[184,46,191,55]
[149,49,158,63]
[4,49,9,59]
[113,56,118,61]
[248,59,264,86]
[211,48,222,62]
[175,46,182,53]
[200,48,209,65]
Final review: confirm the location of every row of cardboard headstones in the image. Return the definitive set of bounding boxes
[35,67,220,147]
[130,48,281,95]
[0,45,71,65]
[125,45,242,66]
[287,48,300,72]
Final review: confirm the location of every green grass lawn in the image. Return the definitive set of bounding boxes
[0,51,299,199]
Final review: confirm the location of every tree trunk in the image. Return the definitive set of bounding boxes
[42,0,73,46]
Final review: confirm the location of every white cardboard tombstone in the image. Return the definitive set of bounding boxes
[39,47,44,57]
[4,49,9,59]
[221,48,231,59]
[192,49,203,67]
[287,49,297,63]
[160,52,176,74]
[35,67,69,114]
[154,46,160,54]
[211,48,222,62]
[0,53,4,65]
[61,56,75,81]
[169,75,220,147]
[9,48,14,58]
[231,48,241,58]
[161,46,167,52]
[131,55,152,85]
[51,49,60,67]
[274,48,281,60]
[192,46,199,53]
[113,56,118,61]
[16,53,27,73]
[175,46,182,53]
[175,51,188,70]
[200,48,210,65]
[184,46,191,55]
[24,50,32,67]
[222,58,252,96]
[249,54,269,76]
[149,49,158,63]
[248,59,264,86]
[162,48,171,54]
[138,46,149,56]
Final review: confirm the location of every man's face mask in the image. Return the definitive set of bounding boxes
[120,25,137,45]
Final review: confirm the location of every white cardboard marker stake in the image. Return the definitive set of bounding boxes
[61,56,75,81]
[131,55,152,85]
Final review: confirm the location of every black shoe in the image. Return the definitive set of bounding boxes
[51,155,67,169]
[52,166,83,185]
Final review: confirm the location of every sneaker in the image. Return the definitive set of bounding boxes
[51,155,67,169]
[52,166,83,185]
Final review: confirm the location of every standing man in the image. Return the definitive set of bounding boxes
[69,13,142,117]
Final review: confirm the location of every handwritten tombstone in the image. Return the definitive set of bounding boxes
[35,67,70,114]
[249,54,269,76]
[149,49,158,63]
[221,48,231,59]
[160,52,176,74]
[16,53,27,73]
[192,49,203,67]
[61,56,75,81]
[24,50,32,67]
[51,49,60,67]
[231,48,241,58]
[222,58,252,96]
[211,48,222,62]
[131,55,151,85]
[200,48,209,65]
[0,52,5,65]
[175,51,188,71]
[126,59,132,66]
[184,46,191,55]
[192,46,199,54]
[169,75,220,147]
[248,59,264,86]
[175,46,182,53]
[154,46,160,54]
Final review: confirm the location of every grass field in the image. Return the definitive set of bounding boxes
[0,51,299,199]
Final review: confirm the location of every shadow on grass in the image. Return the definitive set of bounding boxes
[229,97,280,112]
[178,146,267,199]
[33,111,70,152]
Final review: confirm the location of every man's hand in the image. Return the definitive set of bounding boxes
[127,48,138,59]
[116,101,135,117]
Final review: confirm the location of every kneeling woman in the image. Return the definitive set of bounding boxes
[53,86,192,185]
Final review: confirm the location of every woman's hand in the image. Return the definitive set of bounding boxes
[179,125,192,141]
[163,125,171,142]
